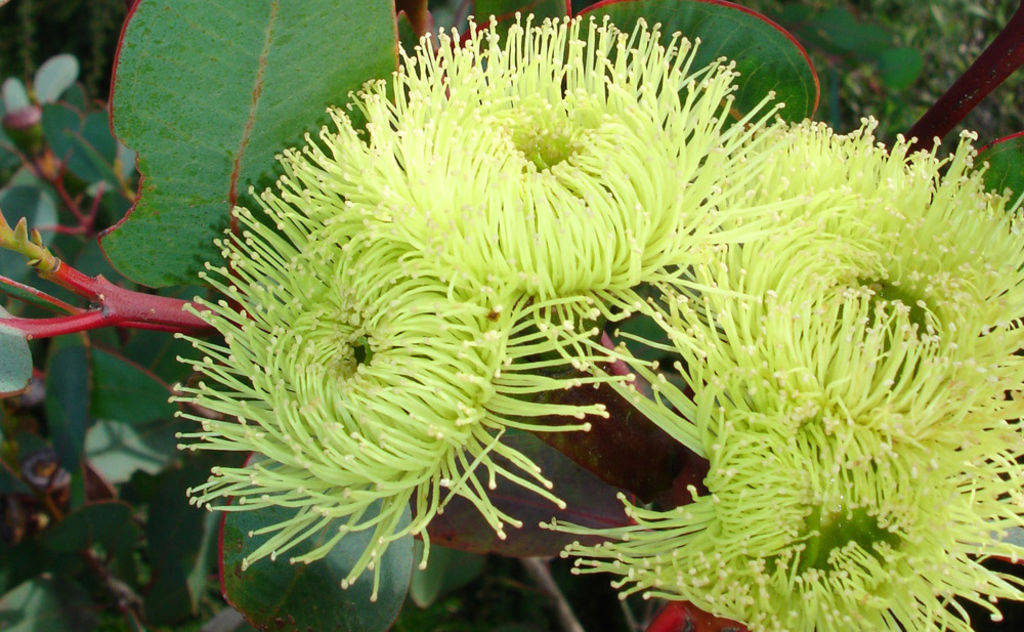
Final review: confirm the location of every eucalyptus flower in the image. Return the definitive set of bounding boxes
[557,124,1024,630]
[174,15,780,597]
[279,14,780,325]
[560,289,1024,631]
[717,120,1024,354]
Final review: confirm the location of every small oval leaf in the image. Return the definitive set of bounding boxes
[409,543,485,608]
[1,78,30,112]
[33,55,80,104]
[877,47,923,91]
[0,308,31,396]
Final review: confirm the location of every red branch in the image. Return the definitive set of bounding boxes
[0,261,211,339]
[907,1,1024,151]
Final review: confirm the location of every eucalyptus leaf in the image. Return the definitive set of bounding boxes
[579,0,819,121]
[222,502,413,632]
[44,336,91,472]
[1,78,30,112]
[84,419,182,484]
[0,307,31,396]
[977,132,1024,201]
[102,0,399,287]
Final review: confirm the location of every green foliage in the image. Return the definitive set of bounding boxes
[743,0,1024,143]
[0,576,97,632]
[222,502,414,632]
[0,308,31,395]
[0,0,127,98]
[1,1,1022,631]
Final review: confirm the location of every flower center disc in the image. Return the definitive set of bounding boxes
[799,505,900,572]
[512,123,583,171]
[861,278,932,333]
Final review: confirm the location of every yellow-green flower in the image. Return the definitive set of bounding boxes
[563,285,1024,631]
[174,15,779,598]
[720,119,1024,354]
[556,121,1024,630]
[279,14,779,322]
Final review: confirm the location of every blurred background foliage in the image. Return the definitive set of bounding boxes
[742,0,1023,148]
[0,0,127,100]
[0,1,1022,631]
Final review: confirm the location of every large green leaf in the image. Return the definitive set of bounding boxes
[977,131,1024,201]
[222,502,413,632]
[101,0,399,287]
[41,501,140,560]
[143,463,213,625]
[579,0,819,122]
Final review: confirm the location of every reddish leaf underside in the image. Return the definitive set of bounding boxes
[425,431,631,556]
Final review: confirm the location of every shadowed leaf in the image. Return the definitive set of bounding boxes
[580,0,819,121]
[221,502,413,631]
[425,432,627,556]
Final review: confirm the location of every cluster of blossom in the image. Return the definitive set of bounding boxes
[174,15,1024,630]
[555,122,1024,630]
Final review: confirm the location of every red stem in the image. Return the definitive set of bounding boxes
[84,181,106,230]
[0,262,211,339]
[906,1,1024,151]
